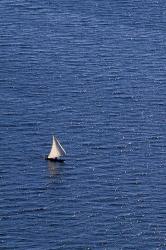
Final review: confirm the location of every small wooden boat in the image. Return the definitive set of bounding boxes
[45,136,66,162]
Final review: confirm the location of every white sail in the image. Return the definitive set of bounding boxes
[48,136,66,159]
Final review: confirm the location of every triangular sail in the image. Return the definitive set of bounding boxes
[48,136,66,159]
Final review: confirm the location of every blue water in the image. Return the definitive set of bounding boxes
[0,1,166,249]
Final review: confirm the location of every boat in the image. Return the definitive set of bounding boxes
[45,136,66,162]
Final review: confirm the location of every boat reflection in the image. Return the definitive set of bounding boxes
[47,161,59,176]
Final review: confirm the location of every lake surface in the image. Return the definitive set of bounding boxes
[0,0,166,249]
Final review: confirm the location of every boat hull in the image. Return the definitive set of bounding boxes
[45,156,65,162]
